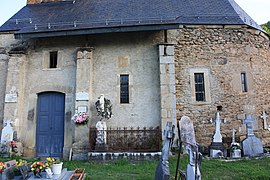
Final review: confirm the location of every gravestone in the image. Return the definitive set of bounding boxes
[180,116,196,151]
[1,120,14,144]
[241,114,263,157]
[179,116,201,180]
[230,128,241,158]
[209,112,227,157]
[155,122,175,180]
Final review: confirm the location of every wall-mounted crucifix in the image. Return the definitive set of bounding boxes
[261,111,269,130]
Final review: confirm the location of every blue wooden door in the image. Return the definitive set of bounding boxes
[36,92,65,157]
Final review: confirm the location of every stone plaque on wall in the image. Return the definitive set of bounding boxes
[78,106,88,113]
[76,92,89,101]
[5,93,17,103]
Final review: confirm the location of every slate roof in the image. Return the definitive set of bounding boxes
[0,0,263,38]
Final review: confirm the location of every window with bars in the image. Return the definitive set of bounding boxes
[241,72,248,92]
[49,51,58,68]
[120,75,129,103]
[194,73,206,102]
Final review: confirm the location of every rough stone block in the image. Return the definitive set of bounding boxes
[237,114,245,120]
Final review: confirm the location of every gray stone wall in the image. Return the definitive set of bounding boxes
[89,32,162,128]
[168,26,270,149]
[0,31,163,157]
[0,54,8,130]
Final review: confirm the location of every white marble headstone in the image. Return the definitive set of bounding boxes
[179,116,196,146]
[1,120,14,144]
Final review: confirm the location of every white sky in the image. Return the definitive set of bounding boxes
[0,0,269,26]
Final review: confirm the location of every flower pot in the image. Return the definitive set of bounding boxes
[231,149,241,158]
[52,162,63,175]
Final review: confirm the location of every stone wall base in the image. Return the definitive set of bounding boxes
[88,152,161,161]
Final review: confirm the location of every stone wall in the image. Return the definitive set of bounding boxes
[0,53,8,130]
[168,26,270,150]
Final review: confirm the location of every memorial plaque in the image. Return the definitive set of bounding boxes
[76,92,89,101]
[5,93,17,103]
[19,164,30,179]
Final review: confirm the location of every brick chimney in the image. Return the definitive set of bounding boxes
[27,0,64,4]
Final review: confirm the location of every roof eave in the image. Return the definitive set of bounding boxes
[14,24,181,39]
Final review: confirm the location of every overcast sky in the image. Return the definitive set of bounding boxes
[0,0,269,26]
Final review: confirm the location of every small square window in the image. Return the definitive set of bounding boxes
[49,51,58,68]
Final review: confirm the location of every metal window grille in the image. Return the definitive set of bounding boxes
[241,73,248,92]
[120,75,129,103]
[49,51,58,68]
[194,73,206,101]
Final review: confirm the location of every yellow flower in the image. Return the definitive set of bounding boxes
[31,168,34,171]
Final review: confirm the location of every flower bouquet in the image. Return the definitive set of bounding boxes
[45,157,56,169]
[31,161,45,178]
[0,162,5,174]
[72,112,89,125]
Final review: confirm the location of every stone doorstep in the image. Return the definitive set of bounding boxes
[88,152,162,161]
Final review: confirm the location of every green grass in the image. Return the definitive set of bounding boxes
[1,155,270,179]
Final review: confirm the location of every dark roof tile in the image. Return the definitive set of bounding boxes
[0,0,263,38]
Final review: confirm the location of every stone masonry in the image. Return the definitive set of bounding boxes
[168,25,270,151]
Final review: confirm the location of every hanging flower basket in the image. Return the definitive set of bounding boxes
[72,112,89,125]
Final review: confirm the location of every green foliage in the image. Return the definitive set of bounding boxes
[262,25,270,35]
[262,21,270,35]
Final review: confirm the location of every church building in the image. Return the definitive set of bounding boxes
[0,0,269,159]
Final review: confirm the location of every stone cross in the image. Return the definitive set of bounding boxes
[261,111,268,130]
[232,128,236,144]
[210,112,225,143]
[243,114,256,137]
[155,122,175,180]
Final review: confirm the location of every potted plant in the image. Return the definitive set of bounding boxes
[0,161,5,178]
[230,143,241,158]
[72,112,89,125]
[51,159,63,175]
[30,161,45,178]
[15,159,27,176]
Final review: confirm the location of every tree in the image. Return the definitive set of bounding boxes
[262,21,270,35]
